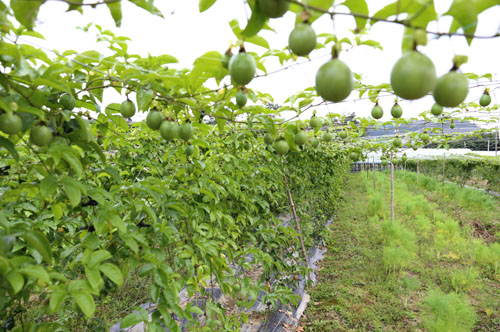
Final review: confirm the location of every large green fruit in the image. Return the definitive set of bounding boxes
[339,131,347,139]
[390,51,436,100]
[160,121,179,141]
[60,94,76,110]
[315,59,353,102]
[257,0,289,18]
[120,100,136,118]
[421,133,430,143]
[295,131,307,146]
[391,103,403,118]
[274,140,289,155]
[350,152,358,161]
[146,111,163,130]
[433,71,468,107]
[185,145,194,156]
[309,116,322,129]
[310,137,319,147]
[30,126,53,146]
[322,132,333,142]
[179,123,194,141]
[0,113,22,135]
[229,52,256,86]
[392,137,402,148]
[431,103,443,116]
[236,90,248,108]
[371,105,383,119]
[264,133,274,145]
[288,23,316,56]
[480,93,491,107]
[381,160,388,167]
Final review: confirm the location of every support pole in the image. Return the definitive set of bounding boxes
[372,157,376,191]
[391,155,395,223]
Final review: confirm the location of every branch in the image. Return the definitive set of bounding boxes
[49,0,122,6]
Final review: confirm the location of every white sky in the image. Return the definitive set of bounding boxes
[29,0,500,122]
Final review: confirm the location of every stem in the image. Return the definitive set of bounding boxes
[391,154,395,223]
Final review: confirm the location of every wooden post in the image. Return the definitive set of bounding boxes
[391,155,395,223]
[417,159,420,184]
[372,157,376,191]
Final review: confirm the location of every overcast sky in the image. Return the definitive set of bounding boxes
[28,0,500,123]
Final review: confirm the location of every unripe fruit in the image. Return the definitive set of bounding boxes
[431,103,443,116]
[390,51,436,100]
[350,152,358,161]
[294,131,307,146]
[264,133,274,145]
[479,93,491,107]
[185,145,194,156]
[310,137,319,147]
[236,90,248,108]
[322,132,333,142]
[274,140,289,155]
[371,105,383,119]
[392,137,402,148]
[433,71,468,107]
[309,116,322,129]
[315,59,353,102]
[0,113,22,135]
[391,103,403,118]
[160,121,179,141]
[257,0,289,18]
[381,160,388,167]
[60,94,76,110]
[30,126,53,146]
[450,123,455,129]
[421,133,430,143]
[120,100,136,118]
[288,23,316,56]
[229,52,256,86]
[339,131,347,139]
[146,111,163,130]
[179,123,194,141]
[402,154,408,162]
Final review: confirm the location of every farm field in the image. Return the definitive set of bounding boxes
[301,172,500,332]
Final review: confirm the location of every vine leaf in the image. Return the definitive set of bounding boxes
[107,2,123,27]
[0,137,19,161]
[11,0,42,29]
[20,231,52,263]
[199,0,217,12]
[342,0,369,31]
[71,290,95,318]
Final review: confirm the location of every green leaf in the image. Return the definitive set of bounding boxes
[199,0,217,12]
[6,272,24,294]
[61,149,83,176]
[18,265,50,283]
[446,0,478,45]
[0,137,19,161]
[342,0,369,31]
[49,286,67,314]
[229,20,270,49]
[88,250,112,268]
[11,0,42,29]
[129,0,164,17]
[99,263,123,287]
[61,176,82,207]
[242,9,267,37]
[121,313,144,328]
[85,266,102,290]
[301,0,334,23]
[136,86,154,111]
[107,2,122,27]
[70,290,95,318]
[40,175,58,199]
[20,231,52,262]
[32,78,71,93]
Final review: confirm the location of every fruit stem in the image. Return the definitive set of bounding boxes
[239,46,246,53]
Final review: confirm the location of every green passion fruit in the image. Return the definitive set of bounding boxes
[295,131,307,146]
[185,145,194,156]
[371,105,383,119]
[390,51,436,100]
[381,159,389,167]
[120,100,136,118]
[160,121,179,141]
[288,23,316,56]
[450,122,455,129]
[433,71,468,107]
[391,103,403,118]
[431,103,443,116]
[60,94,76,110]
[309,116,322,129]
[480,93,491,107]
[339,131,347,139]
[310,137,319,147]
[229,52,256,86]
[146,111,163,130]
[402,154,408,162]
[350,152,358,161]
[179,123,194,141]
[322,132,333,142]
[392,137,402,148]
[30,126,53,146]
[236,90,248,108]
[0,113,22,135]
[264,133,274,145]
[315,59,354,102]
[274,140,289,155]
[421,133,430,143]
[257,0,289,18]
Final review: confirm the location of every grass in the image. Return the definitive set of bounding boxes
[301,172,500,332]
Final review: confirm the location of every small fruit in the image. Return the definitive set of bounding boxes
[288,23,316,56]
[236,90,248,108]
[381,160,388,167]
[392,137,402,148]
[431,103,443,116]
[315,59,353,102]
[391,103,403,118]
[60,94,76,110]
[322,132,333,142]
[229,52,256,86]
[402,154,408,162]
[433,71,468,107]
[479,93,491,107]
[30,126,53,146]
[257,0,289,18]
[0,113,22,135]
[274,140,289,155]
[264,133,274,145]
[432,138,438,144]
[185,145,194,156]
[179,123,194,141]
[310,137,319,147]
[390,51,436,100]
[339,131,347,139]
[295,131,307,146]
[412,145,418,151]
[371,104,383,119]
[159,121,179,141]
[146,111,163,130]
[421,133,430,143]
[450,122,455,129]
[120,100,136,118]
[309,116,322,129]
[350,152,358,161]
